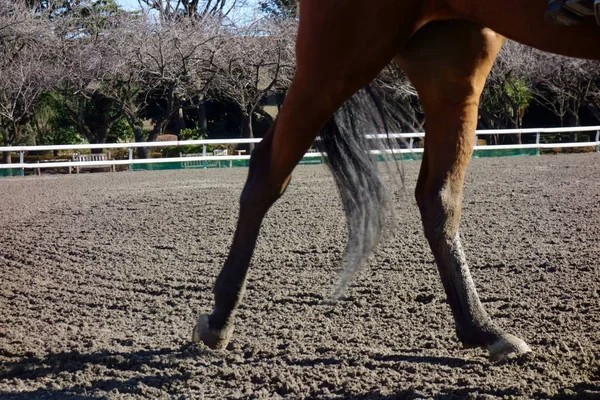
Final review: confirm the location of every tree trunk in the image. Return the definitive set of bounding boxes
[197,103,207,133]
[140,117,166,159]
[242,107,255,153]
[2,127,11,164]
[567,112,580,142]
[75,95,118,154]
[149,118,164,142]
[90,124,110,154]
[512,111,522,144]
[587,100,600,122]
[174,106,186,137]
[2,123,16,164]
[126,113,148,159]
[136,138,149,159]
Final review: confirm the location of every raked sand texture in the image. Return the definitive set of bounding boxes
[1,153,599,399]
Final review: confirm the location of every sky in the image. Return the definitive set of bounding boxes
[116,0,263,24]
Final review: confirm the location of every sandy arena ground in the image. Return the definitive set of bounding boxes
[1,153,599,399]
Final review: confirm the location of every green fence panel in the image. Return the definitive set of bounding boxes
[0,169,23,177]
[131,156,327,171]
[373,153,423,162]
[473,148,539,158]
[109,149,540,173]
[0,147,572,177]
[131,162,186,171]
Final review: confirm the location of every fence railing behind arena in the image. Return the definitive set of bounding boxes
[1,126,599,177]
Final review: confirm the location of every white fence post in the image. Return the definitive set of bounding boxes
[596,130,599,153]
[536,132,541,156]
[19,151,24,176]
[128,148,133,171]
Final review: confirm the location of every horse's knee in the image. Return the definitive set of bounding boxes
[239,178,284,218]
[416,181,462,242]
[239,138,290,218]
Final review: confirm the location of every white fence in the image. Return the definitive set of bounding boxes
[0,126,599,174]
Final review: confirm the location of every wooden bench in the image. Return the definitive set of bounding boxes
[71,152,115,174]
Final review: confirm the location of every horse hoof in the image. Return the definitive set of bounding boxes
[192,314,233,350]
[488,334,531,361]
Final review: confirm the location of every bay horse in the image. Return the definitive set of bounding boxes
[193,0,600,361]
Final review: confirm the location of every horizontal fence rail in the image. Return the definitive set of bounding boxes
[1,126,598,173]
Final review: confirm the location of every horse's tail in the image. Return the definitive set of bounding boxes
[319,85,405,300]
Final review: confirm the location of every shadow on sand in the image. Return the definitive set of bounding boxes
[0,343,204,399]
[2,345,599,399]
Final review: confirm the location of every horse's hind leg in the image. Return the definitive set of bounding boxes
[194,0,420,349]
[396,20,531,361]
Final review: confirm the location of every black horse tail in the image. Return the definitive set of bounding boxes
[319,85,407,300]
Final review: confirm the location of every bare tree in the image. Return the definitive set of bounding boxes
[480,40,538,144]
[51,2,127,151]
[211,19,296,151]
[258,0,298,19]
[532,53,599,141]
[98,13,222,157]
[137,0,248,22]
[96,14,148,151]
[586,77,600,122]
[0,1,58,163]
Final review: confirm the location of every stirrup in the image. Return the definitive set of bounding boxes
[566,0,596,17]
[546,0,599,26]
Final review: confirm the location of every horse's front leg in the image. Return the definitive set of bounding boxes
[192,128,288,349]
[397,20,531,361]
[193,0,422,350]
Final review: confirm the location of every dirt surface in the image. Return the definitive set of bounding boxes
[1,153,599,399]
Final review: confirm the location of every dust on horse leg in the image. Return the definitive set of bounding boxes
[397,20,530,361]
